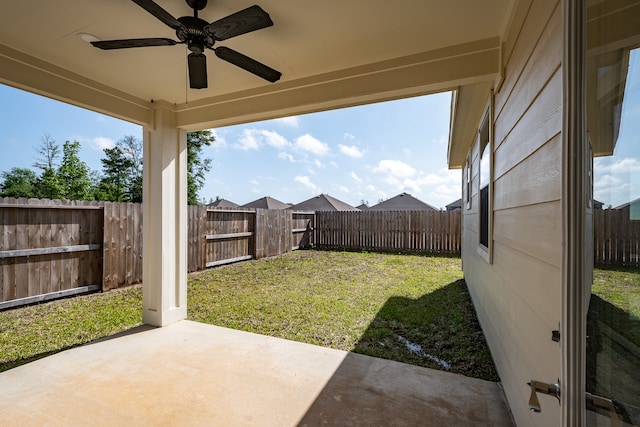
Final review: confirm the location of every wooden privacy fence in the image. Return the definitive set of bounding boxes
[4,197,638,308]
[187,207,315,272]
[314,210,462,254]
[0,197,140,309]
[594,207,640,267]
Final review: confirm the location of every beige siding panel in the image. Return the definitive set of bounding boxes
[492,242,562,331]
[462,251,561,426]
[493,201,562,268]
[493,134,562,210]
[494,69,563,180]
[501,0,532,69]
[496,21,562,150]
[495,0,561,119]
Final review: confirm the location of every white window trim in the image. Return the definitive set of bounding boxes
[477,92,494,264]
[465,153,472,210]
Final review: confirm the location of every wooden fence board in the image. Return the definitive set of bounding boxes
[594,208,640,267]
[314,210,461,254]
[4,198,638,306]
[0,198,106,304]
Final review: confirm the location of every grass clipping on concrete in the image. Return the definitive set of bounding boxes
[188,250,499,381]
[1,250,498,381]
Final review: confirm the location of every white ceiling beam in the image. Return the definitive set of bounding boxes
[175,38,501,131]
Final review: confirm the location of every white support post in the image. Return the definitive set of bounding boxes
[142,102,188,327]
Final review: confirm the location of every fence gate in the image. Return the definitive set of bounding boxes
[0,199,103,309]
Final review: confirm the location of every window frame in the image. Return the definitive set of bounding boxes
[477,93,494,263]
[465,153,472,210]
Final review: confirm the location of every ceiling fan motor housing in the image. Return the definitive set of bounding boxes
[177,16,213,54]
[186,0,207,11]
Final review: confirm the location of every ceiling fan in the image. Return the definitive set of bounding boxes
[91,0,282,89]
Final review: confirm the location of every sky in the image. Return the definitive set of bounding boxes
[0,86,460,209]
[592,49,640,209]
[0,48,638,209]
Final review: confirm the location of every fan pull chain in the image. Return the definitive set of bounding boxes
[185,45,189,107]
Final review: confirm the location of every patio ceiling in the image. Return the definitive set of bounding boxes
[0,0,510,131]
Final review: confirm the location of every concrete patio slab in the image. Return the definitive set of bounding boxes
[0,320,513,426]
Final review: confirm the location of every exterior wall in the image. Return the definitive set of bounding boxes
[461,0,563,425]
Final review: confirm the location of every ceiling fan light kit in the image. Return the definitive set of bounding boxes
[91,0,282,89]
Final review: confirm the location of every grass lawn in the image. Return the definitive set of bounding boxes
[0,250,498,381]
[587,266,640,416]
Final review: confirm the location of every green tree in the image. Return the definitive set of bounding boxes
[33,134,63,199]
[117,136,143,202]
[58,140,92,200]
[187,130,213,205]
[0,167,38,198]
[37,167,64,199]
[99,146,134,202]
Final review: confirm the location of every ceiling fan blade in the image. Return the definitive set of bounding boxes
[205,5,273,41]
[91,38,177,50]
[214,47,281,82]
[188,53,208,89]
[131,0,187,32]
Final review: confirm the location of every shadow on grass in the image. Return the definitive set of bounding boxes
[352,278,499,382]
[296,279,512,426]
[595,264,640,273]
[587,294,640,424]
[0,324,151,373]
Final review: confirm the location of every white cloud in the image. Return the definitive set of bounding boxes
[594,174,621,188]
[339,144,365,158]
[260,130,289,148]
[349,171,362,183]
[234,129,289,151]
[294,134,329,156]
[235,129,261,151]
[274,116,300,127]
[209,129,227,149]
[594,157,640,173]
[374,166,461,205]
[329,161,338,168]
[88,136,115,150]
[278,152,295,162]
[374,160,416,178]
[343,133,356,141]
[250,179,259,186]
[294,175,320,193]
[335,185,350,193]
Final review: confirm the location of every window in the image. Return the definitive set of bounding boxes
[478,107,491,252]
[465,153,472,209]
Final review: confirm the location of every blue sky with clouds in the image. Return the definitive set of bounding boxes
[1,49,638,209]
[0,86,460,208]
[593,49,640,208]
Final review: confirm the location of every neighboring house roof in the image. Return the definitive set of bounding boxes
[592,199,604,210]
[288,194,359,211]
[614,197,640,210]
[207,198,239,209]
[446,198,462,211]
[241,196,290,210]
[356,203,369,210]
[368,193,437,211]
